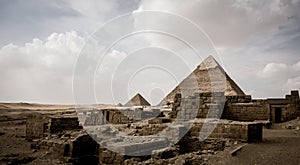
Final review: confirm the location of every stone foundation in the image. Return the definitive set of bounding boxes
[189,119,262,142]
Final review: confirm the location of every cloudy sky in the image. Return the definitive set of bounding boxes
[0,0,300,105]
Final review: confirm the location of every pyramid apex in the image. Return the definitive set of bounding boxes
[124,93,151,107]
[207,54,214,58]
[198,55,220,70]
[206,55,218,61]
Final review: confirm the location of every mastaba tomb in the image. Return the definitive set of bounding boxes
[25,55,300,164]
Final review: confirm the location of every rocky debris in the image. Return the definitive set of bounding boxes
[103,138,234,165]
[134,124,168,136]
[286,124,294,129]
[152,146,180,160]
[230,144,247,156]
[177,134,226,154]
[148,118,171,124]
[0,153,36,165]
[272,118,300,130]
[121,152,206,165]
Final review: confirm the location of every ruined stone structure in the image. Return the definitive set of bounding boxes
[169,90,300,123]
[24,55,300,164]
[189,119,262,142]
[224,90,300,122]
[26,114,82,141]
[83,108,161,126]
[163,56,300,123]
[71,134,100,164]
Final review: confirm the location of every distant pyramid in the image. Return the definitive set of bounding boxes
[159,55,245,105]
[125,93,151,106]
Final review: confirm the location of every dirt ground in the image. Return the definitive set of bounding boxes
[209,123,300,165]
[0,120,69,165]
[0,103,75,164]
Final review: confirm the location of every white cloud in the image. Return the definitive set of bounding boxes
[0,31,85,103]
[261,63,289,77]
[285,76,300,90]
[249,60,300,98]
[259,60,300,78]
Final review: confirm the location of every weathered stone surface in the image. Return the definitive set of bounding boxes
[160,56,245,106]
[152,146,179,160]
[26,114,82,141]
[84,108,162,126]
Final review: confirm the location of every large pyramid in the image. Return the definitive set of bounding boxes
[124,93,151,107]
[159,55,245,105]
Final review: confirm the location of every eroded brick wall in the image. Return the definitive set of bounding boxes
[171,92,226,120]
[49,116,82,133]
[224,100,269,121]
[84,108,160,126]
[71,134,99,165]
[26,114,49,141]
[224,91,300,122]
[171,91,299,122]
[26,114,82,141]
[84,109,136,125]
[189,120,262,142]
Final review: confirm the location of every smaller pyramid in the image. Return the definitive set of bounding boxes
[124,93,151,107]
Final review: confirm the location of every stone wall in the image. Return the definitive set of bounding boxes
[177,137,226,154]
[26,114,49,141]
[84,108,161,126]
[49,116,82,133]
[71,134,99,165]
[223,91,300,122]
[84,109,136,125]
[223,100,269,121]
[130,123,169,136]
[30,135,72,157]
[26,114,82,141]
[99,148,128,165]
[170,92,226,120]
[170,91,300,123]
[189,119,262,142]
[268,90,300,122]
